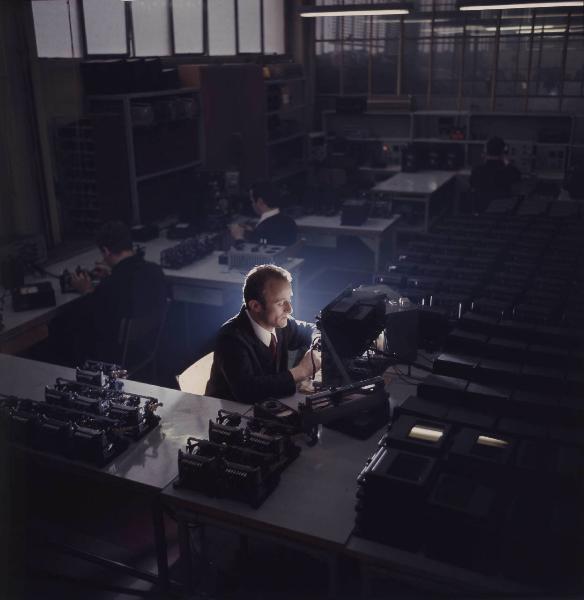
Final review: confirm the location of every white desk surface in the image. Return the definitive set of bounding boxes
[1,352,379,550]
[295,214,401,236]
[0,353,244,493]
[0,241,303,342]
[143,241,302,286]
[372,171,457,194]
[0,247,99,344]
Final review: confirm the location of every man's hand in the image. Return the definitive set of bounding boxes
[70,271,94,294]
[290,349,322,383]
[93,261,111,280]
[229,223,246,241]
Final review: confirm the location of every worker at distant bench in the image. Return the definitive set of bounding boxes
[470,136,521,199]
[69,220,167,363]
[229,181,298,246]
[205,264,320,404]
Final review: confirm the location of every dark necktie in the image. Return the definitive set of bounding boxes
[269,333,277,361]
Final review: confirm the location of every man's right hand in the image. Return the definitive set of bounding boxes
[290,349,321,383]
[229,223,246,240]
[93,261,111,280]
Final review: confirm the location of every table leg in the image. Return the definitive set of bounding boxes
[177,516,193,593]
[151,499,169,589]
[327,552,340,599]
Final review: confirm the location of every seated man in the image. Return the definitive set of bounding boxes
[69,220,167,363]
[205,264,320,404]
[229,181,298,246]
[470,136,521,199]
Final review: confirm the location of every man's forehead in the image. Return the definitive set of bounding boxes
[264,279,292,299]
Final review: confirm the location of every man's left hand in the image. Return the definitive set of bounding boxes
[71,271,94,294]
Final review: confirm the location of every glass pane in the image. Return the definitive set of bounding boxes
[531,36,563,96]
[371,38,398,95]
[343,42,368,94]
[83,0,127,55]
[315,41,341,94]
[238,0,261,53]
[462,36,495,101]
[403,37,430,97]
[172,0,203,54]
[564,37,584,96]
[432,36,462,98]
[496,37,530,97]
[32,0,75,58]
[263,0,285,54]
[208,0,236,56]
[316,15,342,40]
[342,16,370,40]
[132,0,171,57]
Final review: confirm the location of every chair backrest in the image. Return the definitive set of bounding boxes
[177,352,214,396]
[118,298,170,376]
[284,237,305,259]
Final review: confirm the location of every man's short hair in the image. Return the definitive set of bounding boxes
[95,221,133,254]
[243,264,292,307]
[486,136,506,157]
[250,181,281,208]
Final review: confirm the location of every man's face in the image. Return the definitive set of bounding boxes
[249,191,263,216]
[250,279,293,330]
[100,247,116,267]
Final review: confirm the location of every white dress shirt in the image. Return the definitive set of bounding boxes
[245,309,276,347]
[257,207,280,225]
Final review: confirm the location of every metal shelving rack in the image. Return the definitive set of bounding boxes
[87,87,202,224]
[322,109,577,180]
[264,71,308,183]
[55,118,100,232]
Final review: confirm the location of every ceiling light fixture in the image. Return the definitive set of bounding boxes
[459,1,582,11]
[299,3,412,18]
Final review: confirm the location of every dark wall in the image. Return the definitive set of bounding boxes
[0,0,45,240]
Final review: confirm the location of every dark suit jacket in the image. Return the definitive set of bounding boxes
[247,212,298,246]
[470,160,521,196]
[205,306,315,404]
[90,255,167,361]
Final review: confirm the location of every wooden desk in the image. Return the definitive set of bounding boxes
[295,214,401,272]
[372,171,457,233]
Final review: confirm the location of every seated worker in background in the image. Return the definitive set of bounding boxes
[229,181,298,246]
[562,159,584,200]
[470,136,521,198]
[205,264,320,404]
[68,220,167,363]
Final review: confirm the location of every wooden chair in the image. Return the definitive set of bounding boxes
[177,352,214,395]
[117,298,170,382]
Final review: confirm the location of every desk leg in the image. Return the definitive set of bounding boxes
[327,552,340,599]
[373,239,381,274]
[177,515,193,593]
[151,499,169,590]
[360,562,373,600]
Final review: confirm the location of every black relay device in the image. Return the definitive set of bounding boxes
[12,281,56,311]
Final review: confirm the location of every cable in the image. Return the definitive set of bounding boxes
[393,364,426,382]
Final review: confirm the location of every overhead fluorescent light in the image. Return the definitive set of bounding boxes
[459,1,582,11]
[486,24,567,32]
[299,3,411,17]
